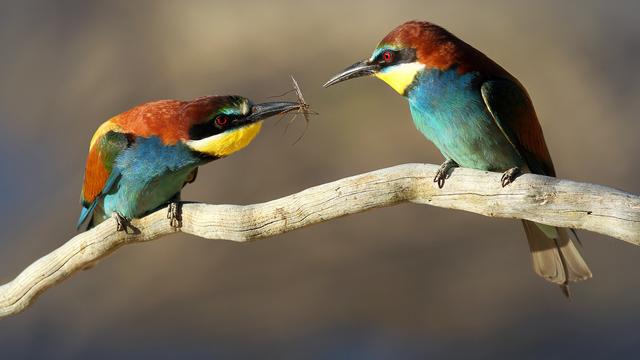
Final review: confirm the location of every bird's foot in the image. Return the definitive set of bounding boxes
[500,167,521,187]
[167,202,182,229]
[112,212,128,232]
[434,159,458,188]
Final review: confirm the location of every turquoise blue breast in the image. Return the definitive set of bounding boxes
[406,69,524,171]
[102,136,202,220]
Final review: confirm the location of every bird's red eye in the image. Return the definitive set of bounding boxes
[215,115,228,127]
[382,51,394,63]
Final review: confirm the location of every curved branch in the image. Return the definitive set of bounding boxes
[1,163,638,318]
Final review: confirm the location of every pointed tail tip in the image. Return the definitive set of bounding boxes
[76,207,90,231]
[561,283,572,301]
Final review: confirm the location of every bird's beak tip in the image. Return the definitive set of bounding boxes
[323,59,378,89]
[322,78,339,88]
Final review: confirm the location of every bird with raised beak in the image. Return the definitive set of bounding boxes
[324,20,591,296]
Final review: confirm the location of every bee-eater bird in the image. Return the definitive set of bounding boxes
[324,20,591,294]
[78,96,300,230]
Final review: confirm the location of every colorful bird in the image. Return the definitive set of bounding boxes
[78,96,300,230]
[324,20,591,294]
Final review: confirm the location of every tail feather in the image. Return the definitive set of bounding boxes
[76,200,99,230]
[522,220,592,289]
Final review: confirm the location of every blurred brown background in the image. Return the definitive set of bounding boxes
[1,0,639,359]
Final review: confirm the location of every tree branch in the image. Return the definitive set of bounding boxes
[1,163,638,318]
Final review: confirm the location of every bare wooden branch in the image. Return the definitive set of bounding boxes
[1,163,638,318]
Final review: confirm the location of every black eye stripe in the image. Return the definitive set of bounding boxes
[213,114,242,126]
[188,114,243,140]
[377,48,417,65]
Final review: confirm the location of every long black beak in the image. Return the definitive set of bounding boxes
[245,101,301,122]
[323,59,380,88]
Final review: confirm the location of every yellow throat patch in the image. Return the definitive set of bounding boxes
[375,62,425,95]
[186,121,263,157]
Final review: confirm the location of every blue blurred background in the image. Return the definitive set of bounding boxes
[0,0,639,359]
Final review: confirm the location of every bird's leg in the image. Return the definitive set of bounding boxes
[434,159,458,189]
[167,193,182,229]
[112,212,128,232]
[500,167,522,187]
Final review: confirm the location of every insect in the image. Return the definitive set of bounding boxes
[270,76,317,145]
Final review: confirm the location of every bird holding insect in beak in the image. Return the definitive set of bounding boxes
[78,96,301,230]
[324,20,591,295]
